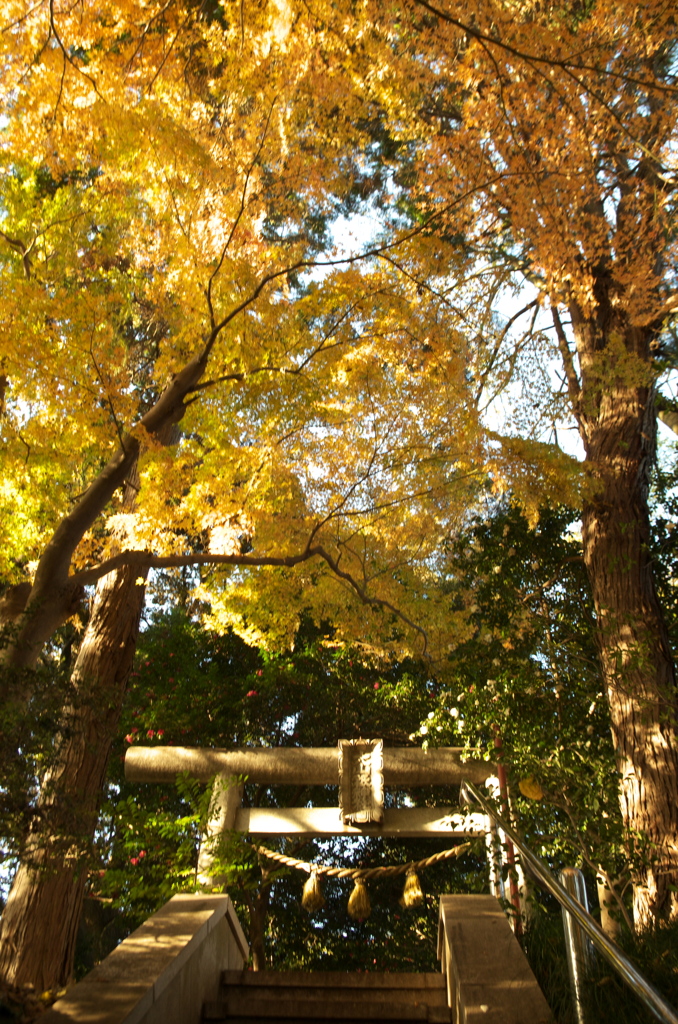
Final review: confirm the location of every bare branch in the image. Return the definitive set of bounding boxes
[123,0,176,74]
[47,0,101,109]
[146,9,192,92]
[206,99,278,330]
[551,306,582,427]
[473,297,539,407]
[1,1,44,34]
[0,229,32,279]
[410,0,678,97]
[69,544,430,653]
[88,331,126,448]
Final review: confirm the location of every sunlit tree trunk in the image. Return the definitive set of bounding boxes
[0,564,146,990]
[572,298,678,930]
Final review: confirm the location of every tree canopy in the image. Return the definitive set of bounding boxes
[1,0,678,995]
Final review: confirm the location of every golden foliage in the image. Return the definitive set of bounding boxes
[3,0,672,670]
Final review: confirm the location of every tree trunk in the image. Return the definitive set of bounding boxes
[0,345,208,682]
[0,563,146,989]
[574,300,678,930]
[248,874,273,971]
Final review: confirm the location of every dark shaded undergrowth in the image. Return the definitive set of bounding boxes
[524,908,678,1023]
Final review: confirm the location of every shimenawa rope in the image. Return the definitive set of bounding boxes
[252,841,471,880]
[252,841,472,919]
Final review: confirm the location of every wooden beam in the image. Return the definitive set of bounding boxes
[234,807,487,837]
[125,746,493,786]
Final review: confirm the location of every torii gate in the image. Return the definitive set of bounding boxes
[125,741,495,887]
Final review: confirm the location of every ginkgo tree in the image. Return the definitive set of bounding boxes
[337,0,678,931]
[6,0,676,993]
[0,0,490,990]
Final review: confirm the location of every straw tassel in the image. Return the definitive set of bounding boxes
[400,867,424,908]
[347,878,371,920]
[301,869,325,913]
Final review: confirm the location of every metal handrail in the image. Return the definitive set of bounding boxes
[462,778,678,1024]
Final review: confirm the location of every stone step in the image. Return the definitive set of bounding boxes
[220,974,448,999]
[215,993,447,1011]
[206,1019,449,1024]
[207,971,451,1023]
[205,1004,449,1022]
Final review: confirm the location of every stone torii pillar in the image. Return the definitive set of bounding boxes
[195,775,245,889]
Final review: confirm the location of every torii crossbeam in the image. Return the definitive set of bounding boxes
[125,744,494,838]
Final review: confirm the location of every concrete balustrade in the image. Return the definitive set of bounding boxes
[41,893,248,1024]
[438,895,553,1024]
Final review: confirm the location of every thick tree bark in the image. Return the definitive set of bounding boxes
[0,563,146,989]
[573,297,678,930]
[248,873,273,971]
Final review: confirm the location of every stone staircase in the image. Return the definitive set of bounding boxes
[200,895,555,1024]
[203,971,451,1024]
[40,893,554,1024]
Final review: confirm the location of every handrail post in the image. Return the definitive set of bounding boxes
[482,776,505,901]
[492,733,523,936]
[561,867,594,1024]
[484,817,505,900]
